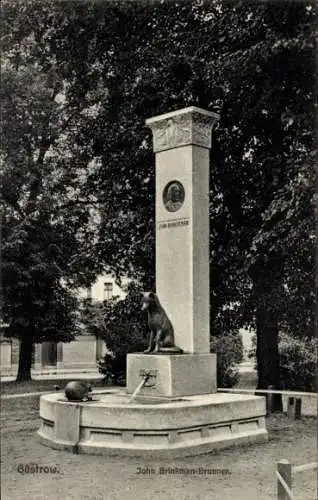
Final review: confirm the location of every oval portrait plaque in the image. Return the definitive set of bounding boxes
[163,181,185,213]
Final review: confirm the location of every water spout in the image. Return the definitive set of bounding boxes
[128,373,150,403]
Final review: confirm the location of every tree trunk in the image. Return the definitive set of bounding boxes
[256,303,283,412]
[16,334,33,381]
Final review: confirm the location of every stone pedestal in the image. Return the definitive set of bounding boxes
[126,107,220,400]
[127,353,216,397]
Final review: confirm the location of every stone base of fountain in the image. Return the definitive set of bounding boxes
[127,353,217,397]
[37,389,268,458]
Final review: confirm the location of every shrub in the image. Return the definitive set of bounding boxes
[80,281,148,383]
[210,332,243,388]
[246,331,317,392]
[101,282,148,380]
[279,332,317,392]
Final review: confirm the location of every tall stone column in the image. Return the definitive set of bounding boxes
[146,107,219,353]
[127,107,219,397]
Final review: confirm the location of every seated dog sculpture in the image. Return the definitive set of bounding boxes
[142,292,183,354]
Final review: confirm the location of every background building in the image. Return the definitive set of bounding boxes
[0,275,127,376]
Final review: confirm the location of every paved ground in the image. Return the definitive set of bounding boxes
[1,395,317,500]
[1,368,316,499]
[238,361,255,373]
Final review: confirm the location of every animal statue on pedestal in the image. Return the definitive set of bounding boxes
[142,292,183,354]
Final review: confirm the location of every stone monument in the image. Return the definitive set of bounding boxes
[127,106,219,397]
[37,107,268,458]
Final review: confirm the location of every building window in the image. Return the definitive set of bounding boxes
[87,287,92,300]
[104,282,113,301]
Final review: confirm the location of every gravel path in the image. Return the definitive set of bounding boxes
[1,396,317,500]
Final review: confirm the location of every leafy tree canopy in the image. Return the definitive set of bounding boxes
[1,0,315,383]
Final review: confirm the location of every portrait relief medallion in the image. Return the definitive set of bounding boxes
[163,181,185,212]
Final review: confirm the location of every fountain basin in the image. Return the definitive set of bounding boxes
[37,389,268,458]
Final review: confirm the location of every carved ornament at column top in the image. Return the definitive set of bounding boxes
[146,106,220,153]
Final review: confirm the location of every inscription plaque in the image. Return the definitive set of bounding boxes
[158,219,189,230]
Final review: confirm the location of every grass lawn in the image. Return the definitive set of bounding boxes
[0,378,106,396]
[1,383,317,500]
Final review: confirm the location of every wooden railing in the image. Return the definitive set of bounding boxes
[218,388,317,418]
[218,388,317,398]
[276,459,318,500]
